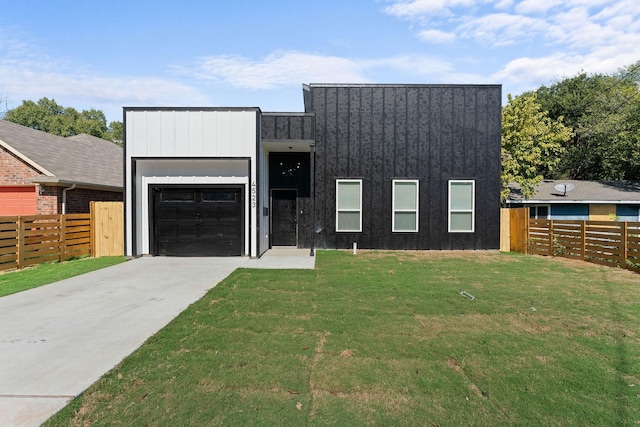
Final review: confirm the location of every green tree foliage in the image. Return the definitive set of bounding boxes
[501,93,573,202]
[105,120,123,146]
[536,63,640,180]
[4,97,123,145]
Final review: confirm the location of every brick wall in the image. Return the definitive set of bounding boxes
[65,188,123,214]
[36,186,123,214]
[1,146,122,214]
[37,186,60,215]
[0,146,40,184]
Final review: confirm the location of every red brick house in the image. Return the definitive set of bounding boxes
[0,120,122,215]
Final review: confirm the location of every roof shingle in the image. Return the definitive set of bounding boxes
[508,179,640,203]
[0,120,122,190]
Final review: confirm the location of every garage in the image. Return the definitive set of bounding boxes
[152,186,244,256]
[125,109,263,257]
[0,186,37,215]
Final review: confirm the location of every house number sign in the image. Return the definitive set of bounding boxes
[251,181,257,208]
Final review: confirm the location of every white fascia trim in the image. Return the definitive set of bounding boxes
[0,139,55,176]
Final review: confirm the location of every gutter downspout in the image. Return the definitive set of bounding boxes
[62,184,76,214]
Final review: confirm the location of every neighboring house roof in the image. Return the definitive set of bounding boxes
[508,180,640,204]
[0,120,122,191]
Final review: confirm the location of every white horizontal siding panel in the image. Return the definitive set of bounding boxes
[214,111,232,156]
[188,112,204,156]
[160,111,176,156]
[202,111,256,157]
[174,112,191,156]
[202,112,217,156]
[232,111,254,156]
[127,110,257,158]
[127,111,153,157]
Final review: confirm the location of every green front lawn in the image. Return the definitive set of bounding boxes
[45,251,640,426]
[0,256,127,297]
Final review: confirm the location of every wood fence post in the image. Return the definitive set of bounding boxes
[524,208,530,255]
[90,201,94,257]
[59,214,66,262]
[622,221,628,270]
[17,216,24,269]
[548,220,554,256]
[581,221,586,260]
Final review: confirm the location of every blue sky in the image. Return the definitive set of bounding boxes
[1,0,639,123]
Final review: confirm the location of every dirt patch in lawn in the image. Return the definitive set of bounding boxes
[354,250,505,261]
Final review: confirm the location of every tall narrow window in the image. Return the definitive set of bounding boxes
[449,180,475,232]
[336,179,362,232]
[393,180,419,232]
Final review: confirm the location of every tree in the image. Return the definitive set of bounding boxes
[0,92,8,118]
[501,92,573,202]
[536,63,640,180]
[105,120,123,146]
[4,97,123,145]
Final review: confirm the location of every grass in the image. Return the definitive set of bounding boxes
[45,251,639,426]
[0,256,127,297]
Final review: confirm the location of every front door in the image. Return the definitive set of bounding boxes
[271,189,297,246]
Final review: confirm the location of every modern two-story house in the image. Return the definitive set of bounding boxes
[124,84,502,257]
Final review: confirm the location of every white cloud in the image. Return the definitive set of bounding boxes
[494,0,515,9]
[383,0,477,18]
[187,51,371,89]
[417,29,457,43]
[492,42,640,96]
[384,0,640,51]
[184,51,457,89]
[594,0,640,20]
[515,0,564,14]
[0,32,209,121]
[383,0,640,95]
[458,13,546,47]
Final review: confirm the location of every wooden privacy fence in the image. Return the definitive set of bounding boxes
[527,219,640,273]
[500,208,529,253]
[0,201,124,272]
[0,214,91,271]
[90,201,124,257]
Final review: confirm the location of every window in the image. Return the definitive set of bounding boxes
[616,205,640,222]
[336,179,362,232]
[448,180,475,232]
[393,180,419,232]
[529,205,549,219]
[161,190,195,202]
[202,191,238,202]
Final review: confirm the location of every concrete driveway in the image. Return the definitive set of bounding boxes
[0,252,313,426]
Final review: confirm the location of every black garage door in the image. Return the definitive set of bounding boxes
[152,186,243,256]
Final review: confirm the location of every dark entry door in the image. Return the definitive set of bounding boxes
[153,186,243,256]
[271,189,297,246]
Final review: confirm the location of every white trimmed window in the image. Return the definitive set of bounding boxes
[336,179,362,232]
[448,180,475,232]
[392,180,419,232]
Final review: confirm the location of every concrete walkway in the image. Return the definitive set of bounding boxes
[0,249,314,426]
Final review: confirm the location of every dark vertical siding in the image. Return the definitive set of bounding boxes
[261,113,315,141]
[314,89,329,242]
[429,88,445,249]
[309,84,502,251]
